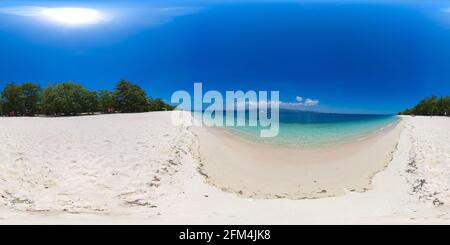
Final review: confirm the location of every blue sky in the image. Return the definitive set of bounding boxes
[1,0,450,114]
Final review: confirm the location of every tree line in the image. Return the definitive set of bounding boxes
[399,96,450,116]
[0,80,174,116]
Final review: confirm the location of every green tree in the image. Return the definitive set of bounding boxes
[398,108,412,115]
[1,83,25,116]
[98,90,114,113]
[413,96,439,116]
[42,82,90,116]
[0,80,180,116]
[21,82,41,116]
[148,98,174,111]
[83,90,99,115]
[440,96,450,116]
[113,80,149,113]
[400,95,450,116]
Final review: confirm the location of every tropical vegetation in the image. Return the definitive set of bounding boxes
[399,96,450,116]
[0,80,173,116]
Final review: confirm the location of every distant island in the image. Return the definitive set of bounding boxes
[0,80,174,116]
[399,96,450,116]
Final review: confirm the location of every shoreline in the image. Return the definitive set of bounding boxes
[214,117,401,150]
[191,117,404,199]
[1,113,449,224]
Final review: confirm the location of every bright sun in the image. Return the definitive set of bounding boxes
[42,7,101,26]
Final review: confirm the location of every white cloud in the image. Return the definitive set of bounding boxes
[287,96,320,107]
[230,100,280,110]
[207,97,318,111]
[304,98,319,106]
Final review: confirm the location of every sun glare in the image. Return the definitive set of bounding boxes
[42,7,102,26]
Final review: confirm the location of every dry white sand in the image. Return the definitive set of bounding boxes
[0,112,193,220]
[0,113,449,224]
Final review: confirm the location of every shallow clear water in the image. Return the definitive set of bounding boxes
[197,110,399,147]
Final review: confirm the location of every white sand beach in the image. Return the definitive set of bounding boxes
[0,112,449,224]
[192,120,402,199]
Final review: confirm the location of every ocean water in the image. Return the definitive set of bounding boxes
[208,110,400,147]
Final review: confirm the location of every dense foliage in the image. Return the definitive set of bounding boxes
[399,96,450,116]
[0,80,173,116]
[21,83,42,116]
[1,82,42,116]
[98,90,114,113]
[41,83,90,116]
[113,80,150,113]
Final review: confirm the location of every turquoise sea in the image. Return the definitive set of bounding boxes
[202,110,400,147]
